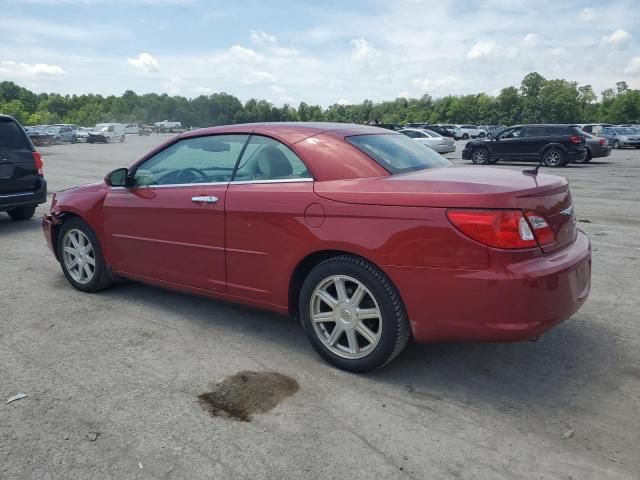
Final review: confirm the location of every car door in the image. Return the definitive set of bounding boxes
[225,134,316,305]
[492,127,523,159]
[521,126,547,159]
[103,134,249,291]
[0,117,39,194]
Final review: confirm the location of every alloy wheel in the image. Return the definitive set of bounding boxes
[62,229,96,284]
[310,275,382,359]
[472,149,488,164]
[544,150,562,167]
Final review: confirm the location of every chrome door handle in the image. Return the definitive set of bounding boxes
[191,196,218,204]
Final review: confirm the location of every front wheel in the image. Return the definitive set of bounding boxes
[7,205,36,220]
[299,255,410,372]
[542,148,566,167]
[58,218,114,292]
[612,140,620,149]
[462,133,469,140]
[471,147,490,164]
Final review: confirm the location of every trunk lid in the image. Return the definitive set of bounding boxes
[314,166,577,253]
[0,117,38,194]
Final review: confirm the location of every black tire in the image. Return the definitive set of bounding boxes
[470,147,491,165]
[71,136,77,144]
[479,132,486,138]
[299,255,410,372]
[57,217,114,293]
[612,140,620,149]
[104,136,109,143]
[575,149,590,164]
[7,205,36,221]
[462,133,469,140]
[541,147,566,167]
[120,135,126,143]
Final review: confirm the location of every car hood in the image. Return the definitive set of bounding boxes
[314,166,568,209]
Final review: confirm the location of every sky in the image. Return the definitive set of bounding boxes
[1,0,639,106]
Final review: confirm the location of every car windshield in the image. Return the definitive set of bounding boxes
[0,118,29,148]
[614,127,636,135]
[422,129,442,138]
[346,133,451,174]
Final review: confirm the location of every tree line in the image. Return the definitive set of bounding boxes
[1,72,639,128]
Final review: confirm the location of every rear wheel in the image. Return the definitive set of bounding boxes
[470,147,490,165]
[7,205,36,221]
[299,255,410,372]
[542,148,566,167]
[462,133,469,140]
[575,149,590,164]
[104,136,109,143]
[120,135,126,143]
[71,135,77,144]
[58,218,114,293]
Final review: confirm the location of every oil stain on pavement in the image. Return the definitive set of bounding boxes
[198,371,299,422]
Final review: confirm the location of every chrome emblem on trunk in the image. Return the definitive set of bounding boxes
[560,206,574,216]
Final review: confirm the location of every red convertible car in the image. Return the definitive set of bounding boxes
[43,123,591,372]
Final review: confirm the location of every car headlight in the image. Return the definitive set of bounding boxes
[620,136,628,141]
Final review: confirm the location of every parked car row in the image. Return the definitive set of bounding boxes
[22,122,155,146]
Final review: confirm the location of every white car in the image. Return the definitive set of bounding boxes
[455,125,487,139]
[399,128,456,154]
[75,127,93,143]
[124,123,140,135]
[87,123,126,143]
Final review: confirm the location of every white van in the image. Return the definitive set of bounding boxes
[87,123,126,143]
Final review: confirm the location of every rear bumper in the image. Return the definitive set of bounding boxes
[433,144,456,154]
[386,231,591,343]
[567,149,587,161]
[0,179,47,211]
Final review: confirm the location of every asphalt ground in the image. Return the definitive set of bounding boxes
[1,134,638,479]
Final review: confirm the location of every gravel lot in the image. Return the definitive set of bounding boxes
[1,134,639,479]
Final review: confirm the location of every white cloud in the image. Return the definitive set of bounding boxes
[625,56,640,75]
[350,38,379,61]
[578,7,596,22]
[522,33,542,47]
[467,40,498,60]
[336,99,350,105]
[241,71,277,85]
[250,30,277,47]
[412,76,464,92]
[127,52,159,72]
[601,29,632,48]
[0,60,66,78]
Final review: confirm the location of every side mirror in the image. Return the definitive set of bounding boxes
[105,167,129,187]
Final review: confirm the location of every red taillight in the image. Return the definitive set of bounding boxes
[524,211,555,245]
[569,135,582,144]
[447,209,556,249]
[446,209,537,249]
[33,151,44,176]
[599,138,606,146]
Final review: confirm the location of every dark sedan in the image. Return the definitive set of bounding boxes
[577,133,611,163]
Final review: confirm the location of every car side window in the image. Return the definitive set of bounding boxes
[500,127,522,139]
[401,131,416,138]
[524,127,545,137]
[233,135,311,181]
[133,134,249,186]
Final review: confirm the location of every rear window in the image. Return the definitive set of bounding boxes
[346,134,451,174]
[0,117,29,148]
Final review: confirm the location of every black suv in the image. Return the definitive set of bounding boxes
[462,124,587,167]
[0,115,47,220]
